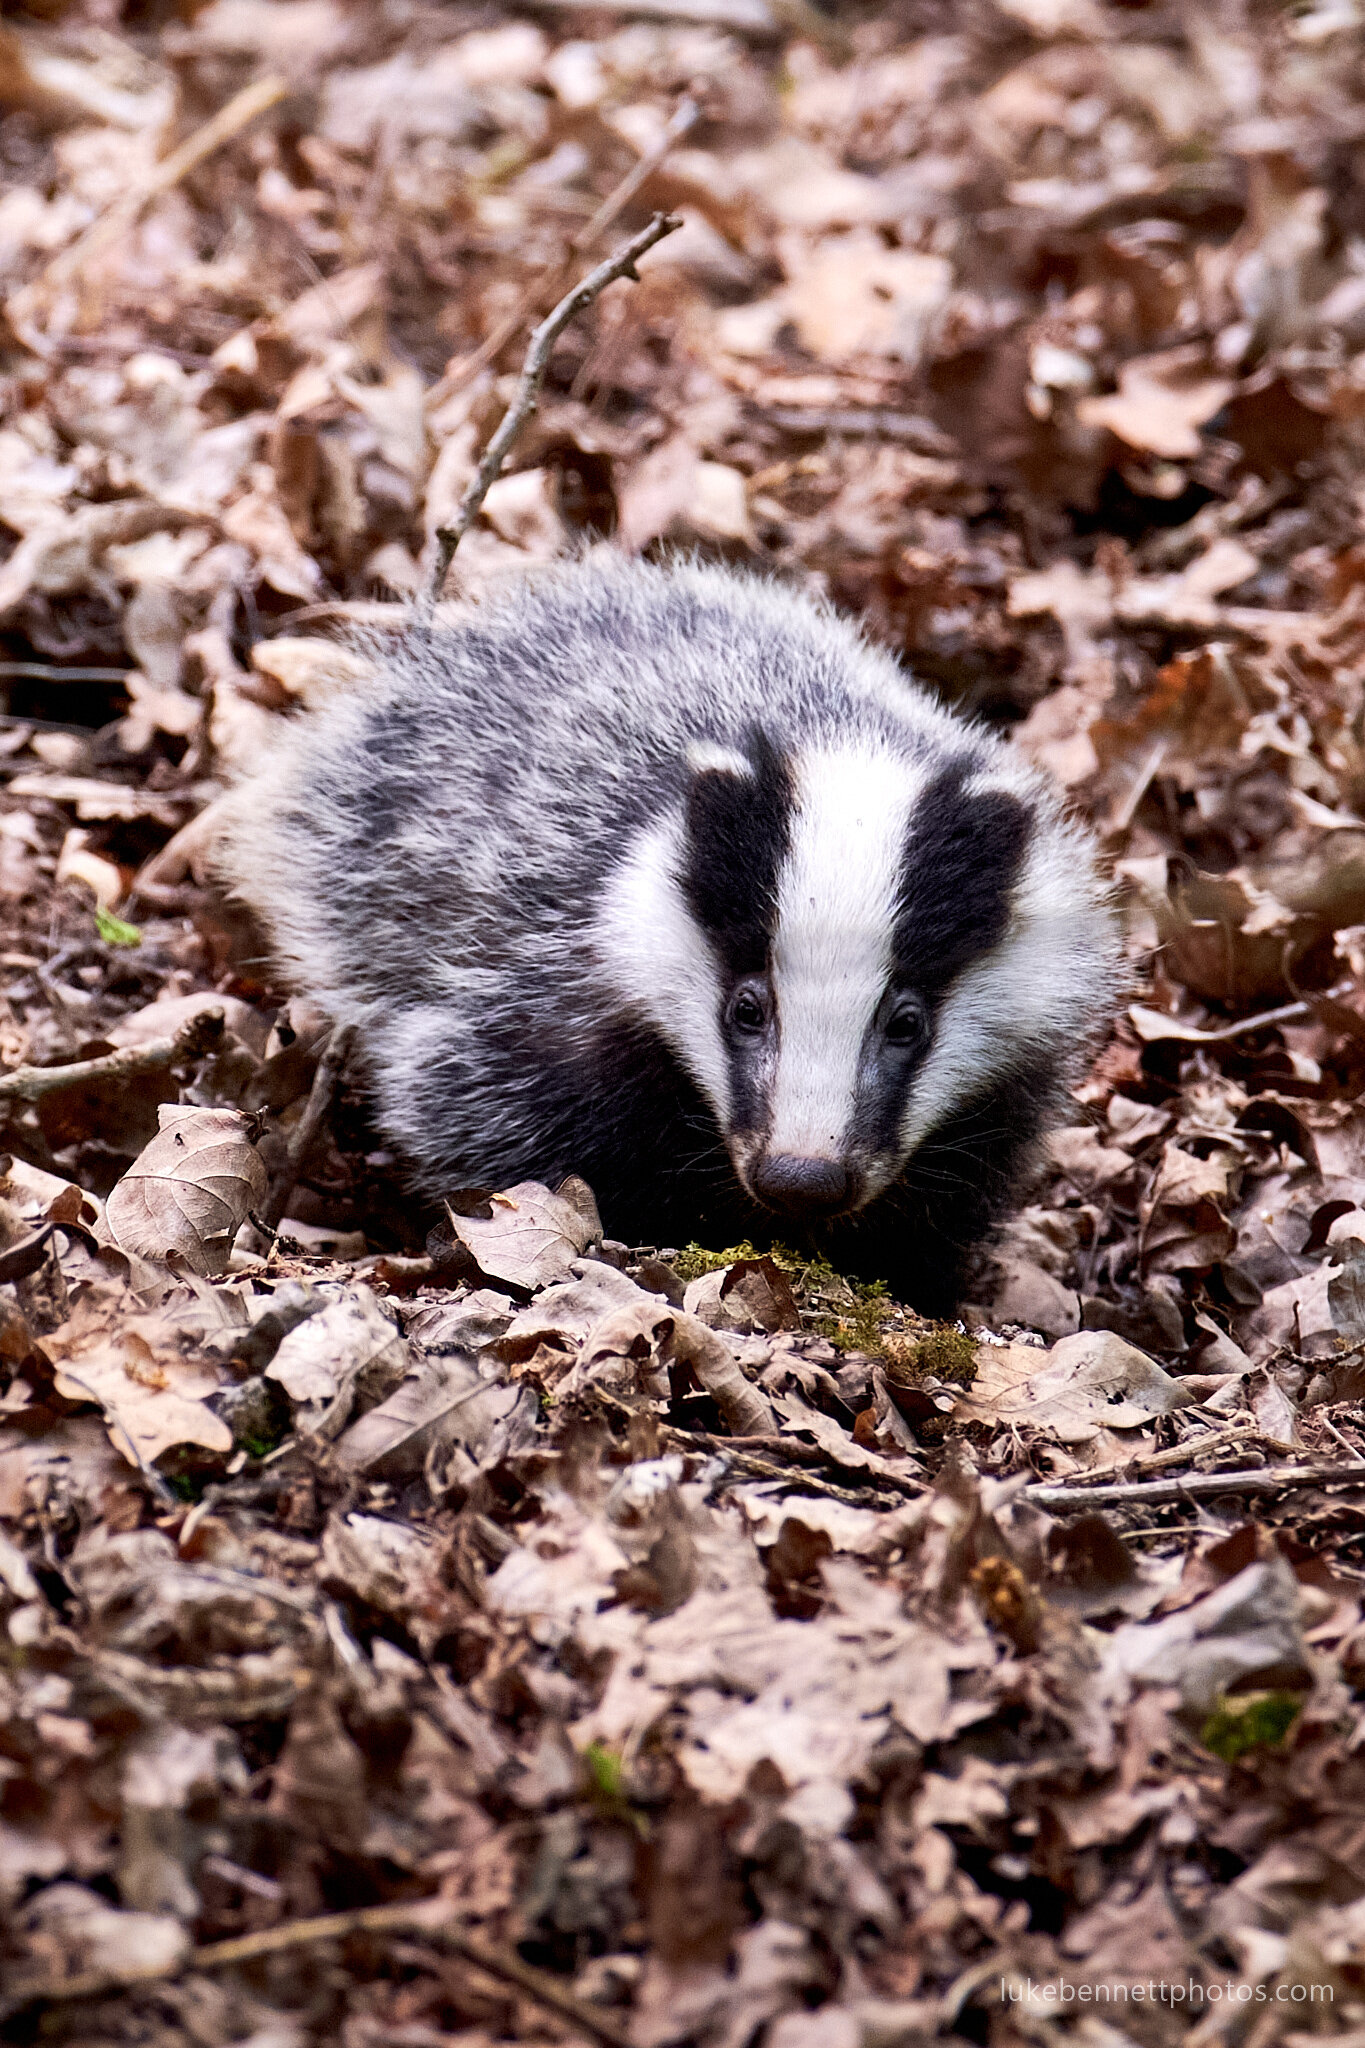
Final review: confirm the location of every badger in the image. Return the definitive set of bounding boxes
[221,552,1118,1311]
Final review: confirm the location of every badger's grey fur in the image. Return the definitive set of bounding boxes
[222,552,1118,1311]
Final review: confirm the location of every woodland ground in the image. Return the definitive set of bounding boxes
[6,1,1365,2043]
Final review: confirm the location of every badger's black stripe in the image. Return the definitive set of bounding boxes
[846,763,1032,1159]
[893,763,1030,991]
[681,730,792,976]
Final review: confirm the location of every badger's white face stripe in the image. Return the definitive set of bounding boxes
[592,817,732,1117]
[767,745,922,1158]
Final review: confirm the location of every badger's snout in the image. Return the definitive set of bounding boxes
[750,1152,857,1218]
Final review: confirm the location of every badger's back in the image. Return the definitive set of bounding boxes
[232,557,965,993]
[223,552,1117,1305]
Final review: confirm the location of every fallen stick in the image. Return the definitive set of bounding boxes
[1,1897,632,2045]
[259,1023,355,1230]
[39,75,288,293]
[1026,1461,1365,1513]
[425,97,698,412]
[421,212,681,613]
[1046,1424,1296,1488]
[0,1008,224,1106]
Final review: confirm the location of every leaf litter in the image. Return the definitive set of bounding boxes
[10,0,1365,2042]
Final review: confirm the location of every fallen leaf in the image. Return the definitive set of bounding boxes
[953,1330,1195,1442]
[104,1106,266,1277]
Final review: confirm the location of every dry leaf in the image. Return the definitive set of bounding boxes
[953,1330,1195,1442]
[104,1106,267,1277]
[445,1178,602,1293]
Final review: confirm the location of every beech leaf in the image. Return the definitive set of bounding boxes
[105,1105,267,1277]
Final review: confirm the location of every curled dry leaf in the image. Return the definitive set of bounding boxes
[444,1176,603,1292]
[104,1106,266,1277]
[953,1330,1195,1444]
[265,1287,409,1440]
[1103,1556,1311,1713]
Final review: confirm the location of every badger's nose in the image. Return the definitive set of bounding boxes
[752,1153,850,1217]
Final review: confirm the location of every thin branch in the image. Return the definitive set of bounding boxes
[0,1008,224,1107]
[1043,1423,1294,1489]
[259,1023,355,1230]
[1,1898,632,2045]
[425,100,698,414]
[420,212,682,615]
[575,98,697,252]
[1026,1461,1365,1513]
[39,76,289,294]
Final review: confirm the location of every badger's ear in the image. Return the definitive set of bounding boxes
[684,741,756,781]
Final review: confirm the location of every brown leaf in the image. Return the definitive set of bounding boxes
[104,1106,266,1277]
[953,1330,1195,1443]
[1077,348,1234,458]
[444,1177,602,1293]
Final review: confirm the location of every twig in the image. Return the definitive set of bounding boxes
[760,407,957,454]
[1026,1461,1365,1513]
[1045,1424,1294,1489]
[37,75,289,294]
[0,1009,224,1106]
[420,213,682,614]
[426,99,698,414]
[1,1898,632,2045]
[259,1023,355,1230]
[664,1425,926,1506]
[575,98,697,253]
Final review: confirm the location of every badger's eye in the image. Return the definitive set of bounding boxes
[728,985,769,1036]
[884,994,927,1049]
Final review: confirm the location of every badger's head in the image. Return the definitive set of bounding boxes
[594,728,1103,1225]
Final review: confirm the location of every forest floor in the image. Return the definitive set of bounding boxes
[5,1,1365,2043]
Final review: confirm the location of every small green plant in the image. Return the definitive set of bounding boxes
[96,905,141,947]
[583,1741,626,1801]
[581,1740,649,1835]
[1201,1691,1303,1764]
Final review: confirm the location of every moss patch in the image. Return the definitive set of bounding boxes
[1201,1691,1303,1764]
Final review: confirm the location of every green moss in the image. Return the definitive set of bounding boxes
[1201,1692,1303,1764]
[816,1279,893,1353]
[239,1428,281,1460]
[670,1241,903,1352]
[673,1239,771,1281]
[887,1324,979,1388]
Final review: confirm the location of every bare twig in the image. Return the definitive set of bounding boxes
[38,76,289,295]
[1128,978,1357,1046]
[259,1023,356,1230]
[420,212,682,615]
[425,97,698,415]
[664,1425,927,1507]
[575,98,698,252]
[0,1009,224,1107]
[760,407,958,454]
[1,1898,632,2045]
[1026,1461,1365,1513]
[525,0,851,51]
[1043,1424,1296,1489]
